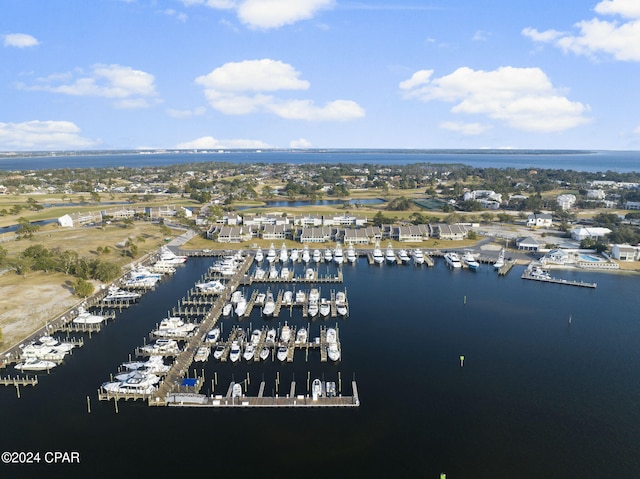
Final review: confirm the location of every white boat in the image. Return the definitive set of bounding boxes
[327,342,341,361]
[266,243,277,263]
[319,298,330,317]
[279,243,288,263]
[122,355,169,374]
[412,249,425,265]
[229,341,241,362]
[35,335,75,353]
[222,303,232,316]
[326,327,337,344]
[335,291,347,316]
[324,248,333,262]
[232,382,242,398]
[444,252,462,268]
[312,378,323,400]
[103,285,141,302]
[325,381,337,397]
[372,243,384,264]
[280,266,289,279]
[122,264,161,287]
[194,346,210,362]
[266,329,277,344]
[235,296,247,317]
[276,346,288,362]
[280,322,291,342]
[312,249,321,263]
[385,243,396,263]
[305,268,315,280]
[243,343,255,361]
[250,329,262,345]
[282,290,293,306]
[141,339,180,355]
[333,243,344,264]
[102,371,159,395]
[528,265,552,280]
[259,347,270,361]
[462,250,480,270]
[20,343,66,361]
[255,292,266,305]
[262,291,276,316]
[154,317,197,337]
[205,327,220,343]
[398,249,411,263]
[230,290,243,303]
[213,344,225,360]
[158,246,187,265]
[254,247,264,263]
[72,307,105,324]
[295,290,306,304]
[494,248,505,269]
[346,243,357,263]
[290,248,299,263]
[254,267,267,281]
[308,288,320,302]
[295,327,308,344]
[307,298,319,317]
[301,244,310,263]
[195,279,225,293]
[268,266,278,279]
[14,358,56,371]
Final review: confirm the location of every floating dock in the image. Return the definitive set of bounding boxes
[522,270,597,288]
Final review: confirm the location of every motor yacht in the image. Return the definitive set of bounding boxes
[103,285,141,302]
[325,381,337,397]
[205,327,220,343]
[266,243,277,263]
[412,249,425,265]
[254,247,264,263]
[254,267,266,280]
[372,243,384,264]
[319,298,330,317]
[37,335,75,353]
[462,250,480,270]
[213,344,225,360]
[327,342,341,361]
[305,268,315,280]
[346,243,357,263]
[255,292,266,305]
[234,295,247,317]
[280,322,291,342]
[194,346,210,362]
[276,346,288,362]
[312,378,323,400]
[494,249,505,269]
[268,266,278,279]
[301,245,311,263]
[385,243,396,263]
[324,248,333,262]
[14,358,57,371]
[158,246,187,265]
[290,248,299,263]
[335,291,348,316]
[312,249,322,263]
[141,339,180,355]
[222,303,232,316]
[250,329,262,345]
[326,327,337,344]
[262,291,276,316]
[266,329,277,344]
[195,280,225,293]
[333,243,344,264]
[279,243,288,263]
[295,327,308,344]
[444,251,462,268]
[295,289,306,304]
[243,343,255,361]
[232,382,243,398]
[229,341,241,362]
[398,249,411,263]
[282,290,293,306]
[280,266,290,279]
[121,355,169,374]
[259,347,270,361]
[102,371,159,395]
[72,307,105,325]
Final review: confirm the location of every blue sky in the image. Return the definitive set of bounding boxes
[2,0,640,151]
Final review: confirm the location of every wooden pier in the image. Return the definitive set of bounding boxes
[165,380,360,408]
[522,270,597,288]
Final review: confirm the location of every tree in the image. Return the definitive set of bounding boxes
[90,191,101,203]
[73,278,94,298]
[262,185,275,198]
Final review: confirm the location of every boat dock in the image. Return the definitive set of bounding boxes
[522,269,597,288]
[165,379,359,408]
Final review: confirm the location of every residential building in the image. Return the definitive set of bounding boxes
[570,227,611,242]
[611,244,639,261]
[526,213,553,228]
[556,194,577,210]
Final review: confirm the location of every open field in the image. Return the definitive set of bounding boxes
[0,222,182,352]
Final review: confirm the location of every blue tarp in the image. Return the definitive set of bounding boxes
[181,378,197,387]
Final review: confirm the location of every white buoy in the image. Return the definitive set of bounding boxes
[459,355,465,367]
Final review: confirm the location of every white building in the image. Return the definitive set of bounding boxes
[58,214,74,227]
[570,227,611,242]
[611,244,639,261]
[586,190,606,200]
[526,213,553,228]
[557,194,576,210]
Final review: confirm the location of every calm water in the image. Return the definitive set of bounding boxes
[1,150,639,172]
[1,257,640,478]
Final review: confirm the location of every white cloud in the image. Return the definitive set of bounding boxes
[196,59,364,121]
[400,66,590,132]
[472,30,491,42]
[176,135,270,149]
[20,64,158,108]
[634,125,640,135]
[196,59,310,92]
[290,138,312,148]
[181,0,334,29]
[163,9,188,22]
[3,33,40,48]
[523,0,640,61]
[0,120,97,150]
[439,121,492,135]
[166,107,206,119]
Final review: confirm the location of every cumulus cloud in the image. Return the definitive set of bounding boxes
[196,59,365,121]
[290,138,312,148]
[523,0,640,61]
[0,120,97,150]
[400,66,590,132]
[3,33,40,48]
[181,0,334,29]
[21,64,158,108]
[176,135,270,149]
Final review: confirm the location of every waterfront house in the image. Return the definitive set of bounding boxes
[542,248,571,264]
[431,223,468,240]
[570,227,612,242]
[517,236,542,251]
[611,244,639,261]
[299,226,332,243]
[396,225,430,242]
[261,224,292,240]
